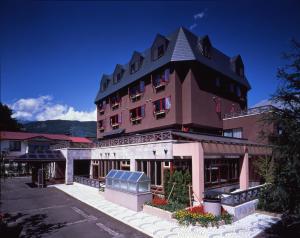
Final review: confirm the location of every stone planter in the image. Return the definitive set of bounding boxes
[143,204,176,222]
[203,198,221,216]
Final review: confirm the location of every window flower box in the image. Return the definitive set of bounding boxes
[99,109,105,115]
[130,92,142,101]
[111,103,120,110]
[111,123,119,129]
[130,116,142,124]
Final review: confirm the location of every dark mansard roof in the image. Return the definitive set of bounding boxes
[95,27,251,103]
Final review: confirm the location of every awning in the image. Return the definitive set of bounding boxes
[172,131,272,156]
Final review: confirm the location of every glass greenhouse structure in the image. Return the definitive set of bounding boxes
[106,169,151,194]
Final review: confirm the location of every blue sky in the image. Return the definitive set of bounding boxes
[1,0,300,121]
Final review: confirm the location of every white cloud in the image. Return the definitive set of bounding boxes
[194,11,206,20]
[189,9,208,30]
[9,95,96,121]
[189,23,197,30]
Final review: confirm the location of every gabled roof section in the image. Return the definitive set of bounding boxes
[230,54,244,66]
[171,27,196,61]
[95,26,251,103]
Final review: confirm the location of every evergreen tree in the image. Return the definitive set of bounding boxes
[0,103,21,131]
[258,40,300,217]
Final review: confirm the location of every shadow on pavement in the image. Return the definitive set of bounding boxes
[1,212,66,238]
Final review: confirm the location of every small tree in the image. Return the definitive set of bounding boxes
[164,170,192,205]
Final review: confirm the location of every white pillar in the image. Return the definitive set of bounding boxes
[130,158,136,171]
[65,157,74,185]
[89,160,93,178]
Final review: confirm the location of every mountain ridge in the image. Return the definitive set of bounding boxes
[21,120,96,138]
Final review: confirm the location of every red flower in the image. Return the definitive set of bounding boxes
[152,197,168,206]
[187,205,205,214]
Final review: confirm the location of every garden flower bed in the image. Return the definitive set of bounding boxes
[144,197,233,227]
[173,206,233,227]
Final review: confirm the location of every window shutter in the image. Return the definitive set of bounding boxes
[165,97,171,110]
[140,80,145,92]
[141,105,145,117]
[118,113,122,124]
[164,68,170,82]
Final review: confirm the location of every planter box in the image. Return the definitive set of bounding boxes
[143,204,176,222]
[222,199,258,221]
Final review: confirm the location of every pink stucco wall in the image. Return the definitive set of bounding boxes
[173,142,204,202]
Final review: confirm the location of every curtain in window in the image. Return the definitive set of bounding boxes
[165,97,171,110]
[164,69,170,82]
[233,128,242,138]
[224,131,233,137]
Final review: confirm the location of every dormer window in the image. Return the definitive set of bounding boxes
[130,63,137,74]
[231,55,244,77]
[199,35,212,59]
[151,34,169,61]
[129,52,143,74]
[239,67,244,77]
[157,45,164,58]
[117,73,122,82]
[101,78,110,91]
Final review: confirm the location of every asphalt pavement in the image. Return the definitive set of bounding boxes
[0,177,149,238]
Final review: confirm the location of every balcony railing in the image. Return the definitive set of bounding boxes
[223,105,275,119]
[204,184,266,207]
[97,130,173,147]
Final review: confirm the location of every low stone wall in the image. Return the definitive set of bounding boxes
[222,199,258,221]
[143,205,176,222]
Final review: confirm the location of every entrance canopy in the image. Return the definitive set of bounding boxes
[11,150,66,163]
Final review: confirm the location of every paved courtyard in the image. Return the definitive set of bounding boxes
[53,182,281,238]
[0,177,149,238]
